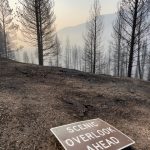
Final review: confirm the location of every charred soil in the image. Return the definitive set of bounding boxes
[0,58,150,150]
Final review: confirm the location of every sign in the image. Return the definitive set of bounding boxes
[50,118,135,150]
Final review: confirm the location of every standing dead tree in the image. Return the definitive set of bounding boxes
[135,40,148,79]
[119,0,150,77]
[135,3,150,79]
[82,46,87,72]
[65,38,71,69]
[83,0,103,74]
[83,28,94,73]
[147,51,150,81]
[0,24,4,56]
[72,45,78,70]
[105,46,112,75]
[0,0,14,58]
[18,0,56,65]
[72,45,82,70]
[23,51,29,63]
[53,34,61,67]
[111,6,128,77]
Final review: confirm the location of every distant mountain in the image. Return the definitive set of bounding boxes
[15,14,117,65]
[57,13,117,51]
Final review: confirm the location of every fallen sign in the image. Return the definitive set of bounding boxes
[50,118,135,150]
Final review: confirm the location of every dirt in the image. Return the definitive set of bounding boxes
[0,58,150,150]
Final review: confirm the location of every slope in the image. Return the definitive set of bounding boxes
[0,58,150,150]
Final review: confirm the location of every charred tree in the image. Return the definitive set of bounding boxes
[84,0,103,74]
[120,0,150,77]
[0,0,14,58]
[53,35,61,67]
[18,0,56,65]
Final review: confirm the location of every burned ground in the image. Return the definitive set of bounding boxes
[0,58,150,150]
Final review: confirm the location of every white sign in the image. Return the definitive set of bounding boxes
[51,118,135,150]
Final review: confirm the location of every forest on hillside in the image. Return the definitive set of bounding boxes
[0,0,150,80]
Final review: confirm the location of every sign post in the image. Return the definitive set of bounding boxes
[51,118,135,150]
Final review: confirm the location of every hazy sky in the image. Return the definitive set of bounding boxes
[55,0,119,30]
[10,0,120,30]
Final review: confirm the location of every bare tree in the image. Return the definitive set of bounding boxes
[83,29,94,73]
[84,0,103,74]
[147,51,150,81]
[82,46,87,72]
[120,0,150,77]
[97,47,104,74]
[53,34,61,67]
[105,46,112,75]
[72,45,78,70]
[140,41,148,79]
[111,5,127,77]
[65,38,71,69]
[23,51,29,63]
[0,24,4,56]
[0,0,14,58]
[18,0,56,65]
[135,10,149,79]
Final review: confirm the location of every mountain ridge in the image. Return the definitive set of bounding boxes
[57,13,117,49]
